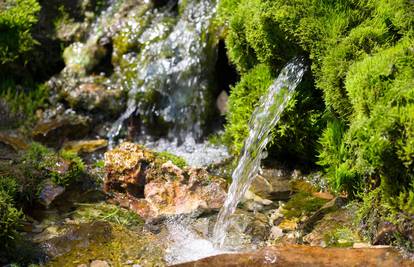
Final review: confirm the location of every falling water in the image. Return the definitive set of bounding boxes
[212,57,307,247]
[108,0,218,145]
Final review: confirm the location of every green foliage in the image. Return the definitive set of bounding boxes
[223,63,324,163]
[223,64,273,154]
[220,1,414,248]
[323,227,356,248]
[156,151,187,168]
[0,0,41,64]
[0,80,49,128]
[0,143,86,206]
[0,190,23,252]
[0,176,19,200]
[22,142,85,187]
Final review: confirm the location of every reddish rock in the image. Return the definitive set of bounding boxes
[174,245,414,267]
[105,142,227,220]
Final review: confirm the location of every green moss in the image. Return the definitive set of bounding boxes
[0,81,49,127]
[72,202,144,228]
[156,151,187,168]
[323,227,357,248]
[223,63,324,163]
[0,0,40,64]
[0,143,86,206]
[0,190,24,253]
[282,192,328,219]
[223,64,273,154]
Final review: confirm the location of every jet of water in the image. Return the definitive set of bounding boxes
[212,57,307,247]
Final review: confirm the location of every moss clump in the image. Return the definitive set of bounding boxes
[0,143,86,207]
[156,151,187,168]
[323,227,357,248]
[282,192,328,219]
[0,0,40,64]
[21,142,85,188]
[72,203,144,228]
[0,190,24,253]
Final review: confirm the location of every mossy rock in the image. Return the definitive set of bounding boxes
[44,221,164,266]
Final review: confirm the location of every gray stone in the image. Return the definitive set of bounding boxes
[38,182,65,208]
[90,260,110,267]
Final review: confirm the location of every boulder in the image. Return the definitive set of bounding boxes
[38,181,65,208]
[104,142,227,220]
[65,83,123,113]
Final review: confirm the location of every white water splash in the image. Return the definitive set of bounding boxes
[144,134,230,167]
[165,217,230,265]
[212,57,307,247]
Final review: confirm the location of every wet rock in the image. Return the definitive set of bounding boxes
[0,131,29,151]
[269,226,284,240]
[63,38,108,76]
[90,260,110,267]
[249,175,273,198]
[105,142,227,220]
[39,221,113,258]
[38,181,65,208]
[56,20,85,43]
[312,191,335,200]
[300,197,348,234]
[278,218,299,231]
[33,109,91,147]
[62,139,108,154]
[254,170,293,201]
[216,90,228,115]
[242,189,273,212]
[65,83,123,112]
[222,210,271,246]
[38,220,165,266]
[373,222,398,245]
[303,206,361,247]
[174,245,414,267]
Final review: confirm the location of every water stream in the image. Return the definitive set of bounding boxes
[108,0,218,145]
[212,57,307,247]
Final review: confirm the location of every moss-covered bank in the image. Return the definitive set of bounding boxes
[219,0,414,251]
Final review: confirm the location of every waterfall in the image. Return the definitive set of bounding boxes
[108,0,218,145]
[212,57,307,247]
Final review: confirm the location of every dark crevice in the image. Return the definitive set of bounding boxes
[215,40,239,96]
[205,40,239,134]
[90,41,114,76]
